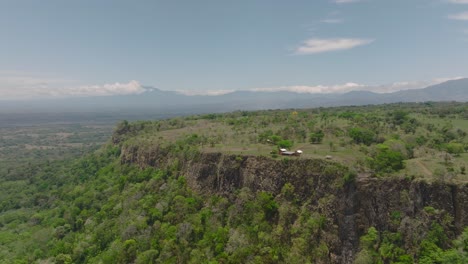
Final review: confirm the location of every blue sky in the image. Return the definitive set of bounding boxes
[0,0,467,98]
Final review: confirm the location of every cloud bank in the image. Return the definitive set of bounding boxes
[177,89,235,96]
[175,77,464,96]
[248,77,464,94]
[56,81,145,97]
[251,83,365,94]
[446,0,468,4]
[0,72,464,99]
[250,83,363,94]
[295,38,374,54]
[0,73,146,99]
[449,11,468,20]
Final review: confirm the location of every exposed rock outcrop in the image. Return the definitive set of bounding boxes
[120,143,468,263]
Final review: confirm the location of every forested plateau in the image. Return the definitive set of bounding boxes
[1,102,468,263]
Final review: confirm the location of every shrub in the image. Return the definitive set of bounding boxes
[309,130,325,144]
[278,139,293,149]
[349,127,376,146]
[343,170,357,184]
[258,192,279,221]
[392,110,409,125]
[55,254,72,264]
[446,142,464,156]
[424,206,436,214]
[370,144,405,173]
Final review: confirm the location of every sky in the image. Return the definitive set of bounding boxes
[0,0,467,99]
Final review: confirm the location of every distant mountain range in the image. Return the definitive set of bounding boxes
[1,78,467,114]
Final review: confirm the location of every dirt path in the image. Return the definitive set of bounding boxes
[415,159,433,177]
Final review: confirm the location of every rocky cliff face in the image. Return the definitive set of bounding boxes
[120,143,468,263]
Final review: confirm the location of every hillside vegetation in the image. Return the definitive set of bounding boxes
[0,102,467,263]
[115,102,468,181]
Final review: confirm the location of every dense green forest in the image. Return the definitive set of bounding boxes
[0,102,467,263]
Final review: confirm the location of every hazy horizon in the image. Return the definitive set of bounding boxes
[1,0,468,100]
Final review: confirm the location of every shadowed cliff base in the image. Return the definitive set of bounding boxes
[119,142,468,263]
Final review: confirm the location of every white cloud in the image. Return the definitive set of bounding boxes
[370,81,431,93]
[372,77,465,93]
[295,38,374,54]
[248,77,465,94]
[449,11,468,20]
[431,76,465,83]
[446,0,468,4]
[251,83,365,94]
[1,72,464,100]
[50,80,146,97]
[0,72,146,99]
[176,89,234,96]
[177,77,464,96]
